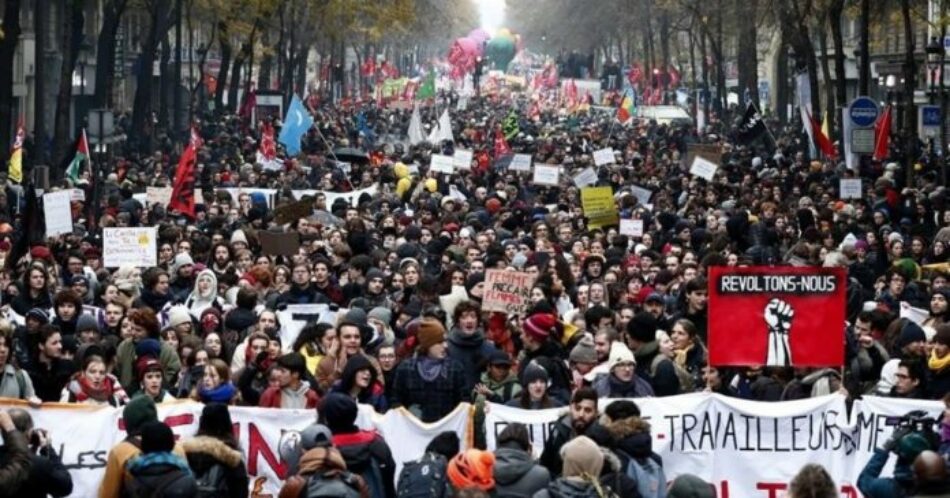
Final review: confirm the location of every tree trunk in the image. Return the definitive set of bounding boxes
[858,0,870,95]
[818,18,835,142]
[52,0,86,169]
[260,31,273,90]
[658,9,670,69]
[214,20,231,112]
[227,43,247,112]
[158,34,171,133]
[830,0,847,142]
[940,0,948,186]
[900,0,917,184]
[93,0,129,109]
[0,0,23,166]
[715,2,727,116]
[776,29,789,124]
[130,0,173,152]
[700,23,710,121]
[737,0,759,105]
[33,0,48,164]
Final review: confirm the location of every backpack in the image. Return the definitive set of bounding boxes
[396,452,448,498]
[194,462,229,498]
[626,454,666,498]
[305,470,363,498]
[359,456,387,498]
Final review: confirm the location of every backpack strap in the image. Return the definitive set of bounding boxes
[14,370,26,399]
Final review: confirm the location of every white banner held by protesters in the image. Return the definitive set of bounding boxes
[430,154,455,174]
[572,167,598,188]
[453,149,474,170]
[103,227,157,268]
[275,304,336,353]
[509,153,533,172]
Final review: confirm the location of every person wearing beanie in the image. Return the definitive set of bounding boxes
[181,403,249,498]
[390,318,467,423]
[535,436,614,498]
[668,474,716,498]
[320,393,396,498]
[447,449,496,493]
[124,421,197,498]
[136,356,175,403]
[876,319,929,395]
[591,342,655,398]
[349,268,393,311]
[331,354,388,413]
[473,350,523,405]
[626,312,681,396]
[519,312,572,404]
[506,361,563,410]
[569,334,598,386]
[259,352,320,409]
[98,396,186,498]
[75,313,101,345]
[168,252,197,303]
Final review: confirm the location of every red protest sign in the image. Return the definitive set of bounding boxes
[707,266,846,367]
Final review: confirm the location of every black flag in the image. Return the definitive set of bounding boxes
[735,102,768,145]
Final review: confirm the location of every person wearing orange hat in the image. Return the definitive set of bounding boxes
[389,318,467,422]
[447,449,496,493]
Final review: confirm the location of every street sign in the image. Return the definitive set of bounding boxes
[919,105,941,138]
[851,128,876,154]
[849,97,880,127]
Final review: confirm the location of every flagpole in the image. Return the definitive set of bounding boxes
[605,90,626,143]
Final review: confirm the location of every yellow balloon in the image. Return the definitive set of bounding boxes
[394,162,409,179]
[425,178,438,193]
[396,177,411,197]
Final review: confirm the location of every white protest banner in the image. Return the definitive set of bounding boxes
[840,178,863,199]
[619,218,644,237]
[290,185,379,208]
[509,153,533,172]
[690,156,718,181]
[276,304,335,352]
[43,190,73,237]
[145,186,173,206]
[103,227,157,268]
[593,147,615,166]
[532,164,560,186]
[630,185,653,206]
[430,153,455,174]
[573,167,598,187]
[374,404,472,482]
[453,149,474,170]
[70,189,85,201]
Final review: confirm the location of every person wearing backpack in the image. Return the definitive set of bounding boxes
[396,431,460,498]
[321,393,396,498]
[123,421,198,498]
[601,400,666,498]
[182,403,249,498]
[493,423,551,498]
[533,436,618,498]
[278,424,368,498]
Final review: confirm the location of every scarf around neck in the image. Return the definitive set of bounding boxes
[929,350,950,372]
[199,382,237,403]
[417,356,447,382]
[71,373,116,403]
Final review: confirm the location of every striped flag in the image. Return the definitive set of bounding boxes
[66,129,90,183]
[7,118,24,184]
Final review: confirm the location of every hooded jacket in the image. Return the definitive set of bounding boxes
[278,446,370,498]
[124,452,198,498]
[493,445,551,497]
[601,415,665,498]
[330,354,388,413]
[447,326,498,392]
[181,436,249,498]
[184,269,223,319]
[332,431,396,498]
[259,380,320,409]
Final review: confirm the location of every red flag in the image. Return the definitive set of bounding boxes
[168,127,201,219]
[808,111,837,159]
[258,121,277,162]
[873,105,892,161]
[493,129,512,158]
[239,89,256,121]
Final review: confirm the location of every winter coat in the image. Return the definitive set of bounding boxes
[474,370,523,404]
[0,363,35,400]
[332,353,388,413]
[124,452,197,498]
[98,439,187,498]
[278,283,330,306]
[259,382,321,409]
[0,429,32,496]
[634,341,680,396]
[540,413,606,478]
[447,327,498,392]
[928,365,950,400]
[390,356,467,423]
[181,436,249,498]
[493,446,551,498]
[592,373,654,399]
[533,477,613,498]
[115,339,181,396]
[223,308,257,335]
[598,448,639,498]
[858,448,915,498]
[26,358,76,402]
[0,442,74,498]
[601,415,662,498]
[279,446,370,498]
[332,430,396,498]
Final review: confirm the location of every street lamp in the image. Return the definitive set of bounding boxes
[926,36,944,104]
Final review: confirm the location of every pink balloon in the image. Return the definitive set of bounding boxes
[468,29,490,44]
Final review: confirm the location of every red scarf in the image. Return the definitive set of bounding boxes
[72,374,115,403]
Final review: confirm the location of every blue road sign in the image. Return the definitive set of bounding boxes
[922,105,941,127]
[849,97,880,127]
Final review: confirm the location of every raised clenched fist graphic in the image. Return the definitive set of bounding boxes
[765,298,794,367]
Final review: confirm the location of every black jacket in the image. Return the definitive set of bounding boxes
[390,356,467,423]
[0,430,32,497]
[181,436,249,498]
[124,452,198,498]
[27,358,76,402]
[332,430,396,498]
[1,444,73,498]
[540,414,607,478]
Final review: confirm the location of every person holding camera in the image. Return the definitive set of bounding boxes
[858,415,936,498]
[0,409,33,497]
[6,408,72,498]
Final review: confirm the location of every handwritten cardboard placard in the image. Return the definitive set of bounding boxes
[573,167,598,188]
[689,156,718,181]
[43,191,73,237]
[482,269,536,315]
[509,154,533,172]
[430,154,455,174]
[630,185,653,206]
[581,186,619,229]
[103,227,157,268]
[146,187,173,207]
[593,147,615,166]
[840,178,862,199]
[532,165,560,186]
[685,143,722,168]
[453,149,473,170]
[619,219,645,237]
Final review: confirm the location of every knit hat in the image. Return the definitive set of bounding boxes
[465,272,485,295]
[368,307,392,327]
[521,362,550,386]
[626,313,659,343]
[523,313,557,342]
[26,308,50,325]
[447,449,496,492]
[230,229,249,246]
[140,421,175,454]
[320,393,359,433]
[896,320,927,350]
[198,403,233,437]
[136,356,162,382]
[366,268,385,282]
[560,435,604,478]
[135,338,162,359]
[122,396,158,436]
[668,474,716,498]
[416,318,446,354]
[169,252,194,276]
[569,335,598,364]
[607,342,636,371]
[897,432,932,462]
[76,314,99,334]
[167,305,192,328]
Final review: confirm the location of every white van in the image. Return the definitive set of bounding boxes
[637,105,693,126]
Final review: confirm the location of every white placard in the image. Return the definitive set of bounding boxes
[532,164,560,186]
[593,147,615,166]
[70,189,86,201]
[407,163,420,176]
[619,218,644,237]
[453,149,473,170]
[689,156,718,181]
[448,185,467,202]
[573,167,598,187]
[43,191,73,237]
[630,185,653,206]
[146,186,173,206]
[840,178,862,199]
[430,153,455,174]
[509,153,533,172]
[103,227,158,268]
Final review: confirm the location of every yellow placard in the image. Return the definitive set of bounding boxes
[581,186,619,229]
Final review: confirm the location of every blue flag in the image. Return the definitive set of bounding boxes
[279,95,313,156]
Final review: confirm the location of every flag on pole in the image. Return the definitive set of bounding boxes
[502,110,520,140]
[417,70,436,100]
[873,104,892,161]
[278,95,313,156]
[735,102,768,145]
[168,126,202,219]
[493,128,512,158]
[256,122,281,171]
[407,104,425,145]
[7,118,24,184]
[66,129,90,183]
[617,92,634,123]
[807,110,837,159]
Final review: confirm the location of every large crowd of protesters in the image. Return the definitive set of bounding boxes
[0,82,946,497]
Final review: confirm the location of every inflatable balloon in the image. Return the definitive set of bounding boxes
[448,36,483,79]
[486,36,516,71]
[468,29,490,45]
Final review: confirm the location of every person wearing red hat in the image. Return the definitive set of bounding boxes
[136,356,175,403]
[518,313,572,404]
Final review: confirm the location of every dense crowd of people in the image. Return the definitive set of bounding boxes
[0,85,947,497]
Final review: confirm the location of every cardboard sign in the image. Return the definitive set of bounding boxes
[708,266,846,367]
[146,187,173,206]
[690,156,718,181]
[430,153,455,174]
[509,153,533,172]
[259,230,300,257]
[532,165,560,186]
[630,185,653,206]
[43,191,73,237]
[840,178,862,199]
[103,227,157,268]
[619,218,644,237]
[685,143,722,168]
[581,186,619,229]
[274,196,314,225]
[70,189,86,202]
[573,167,598,188]
[482,269,536,315]
[453,149,473,170]
[593,147,615,166]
